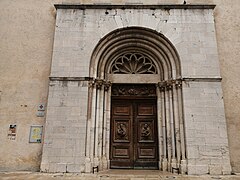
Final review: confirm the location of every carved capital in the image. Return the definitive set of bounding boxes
[158,79,182,91]
[104,81,112,91]
[95,79,104,89]
[157,81,166,92]
[175,79,182,89]
[166,80,173,91]
[88,80,95,88]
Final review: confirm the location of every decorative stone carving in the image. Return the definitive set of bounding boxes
[112,84,156,96]
[95,79,104,89]
[104,81,112,91]
[157,79,183,91]
[88,80,95,88]
[110,53,157,74]
[175,79,182,89]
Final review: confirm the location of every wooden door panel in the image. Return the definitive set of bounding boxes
[137,104,155,115]
[138,119,155,142]
[111,102,133,168]
[110,99,158,169]
[113,106,131,116]
[134,101,158,169]
[113,119,130,142]
[112,146,131,158]
[138,147,156,158]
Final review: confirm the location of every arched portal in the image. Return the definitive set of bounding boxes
[85,27,187,174]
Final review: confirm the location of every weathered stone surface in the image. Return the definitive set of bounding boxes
[38,5,231,175]
[0,0,240,175]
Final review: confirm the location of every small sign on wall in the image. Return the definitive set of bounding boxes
[36,103,45,117]
[29,125,43,143]
[38,104,45,111]
[36,111,45,117]
[8,124,17,140]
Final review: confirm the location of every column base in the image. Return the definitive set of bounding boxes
[171,159,178,174]
[101,156,108,170]
[162,158,168,171]
[180,159,187,174]
[85,157,92,173]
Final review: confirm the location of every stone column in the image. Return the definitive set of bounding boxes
[102,81,111,170]
[85,80,96,173]
[156,85,163,169]
[165,82,172,171]
[168,80,177,170]
[172,80,181,169]
[176,80,187,174]
[158,82,167,171]
[158,79,187,174]
[94,79,104,168]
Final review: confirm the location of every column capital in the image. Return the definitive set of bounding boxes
[157,79,183,91]
[166,81,173,91]
[95,79,104,89]
[175,79,182,89]
[89,80,95,88]
[104,81,112,91]
[157,81,166,92]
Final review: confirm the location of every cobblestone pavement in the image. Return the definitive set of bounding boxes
[0,170,240,180]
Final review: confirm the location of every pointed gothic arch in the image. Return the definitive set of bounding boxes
[85,27,187,174]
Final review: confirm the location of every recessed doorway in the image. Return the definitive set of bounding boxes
[110,84,159,169]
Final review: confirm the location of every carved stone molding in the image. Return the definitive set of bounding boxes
[88,80,95,88]
[166,80,173,91]
[112,84,156,97]
[157,79,183,91]
[175,79,182,89]
[90,79,112,91]
[95,79,104,89]
[104,81,112,91]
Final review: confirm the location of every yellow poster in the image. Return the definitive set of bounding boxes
[29,126,43,143]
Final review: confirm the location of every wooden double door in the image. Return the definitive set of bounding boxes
[110,98,159,169]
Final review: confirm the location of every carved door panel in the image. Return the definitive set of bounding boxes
[110,99,158,169]
[110,101,133,168]
[134,101,158,169]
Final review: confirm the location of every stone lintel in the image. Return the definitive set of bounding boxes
[54,4,216,10]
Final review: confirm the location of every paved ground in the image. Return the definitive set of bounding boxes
[0,170,240,180]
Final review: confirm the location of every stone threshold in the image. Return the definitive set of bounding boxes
[0,171,239,180]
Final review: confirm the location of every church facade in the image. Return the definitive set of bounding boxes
[40,4,230,174]
[0,0,240,176]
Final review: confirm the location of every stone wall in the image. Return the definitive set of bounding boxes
[41,80,88,172]
[40,5,230,174]
[183,81,231,174]
[0,0,240,174]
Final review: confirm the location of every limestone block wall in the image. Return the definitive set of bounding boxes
[41,80,88,172]
[40,5,231,174]
[183,81,231,174]
[1,0,240,174]
[52,7,219,78]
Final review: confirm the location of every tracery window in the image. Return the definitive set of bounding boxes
[110,53,157,74]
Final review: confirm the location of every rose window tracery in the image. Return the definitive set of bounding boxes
[110,53,157,74]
